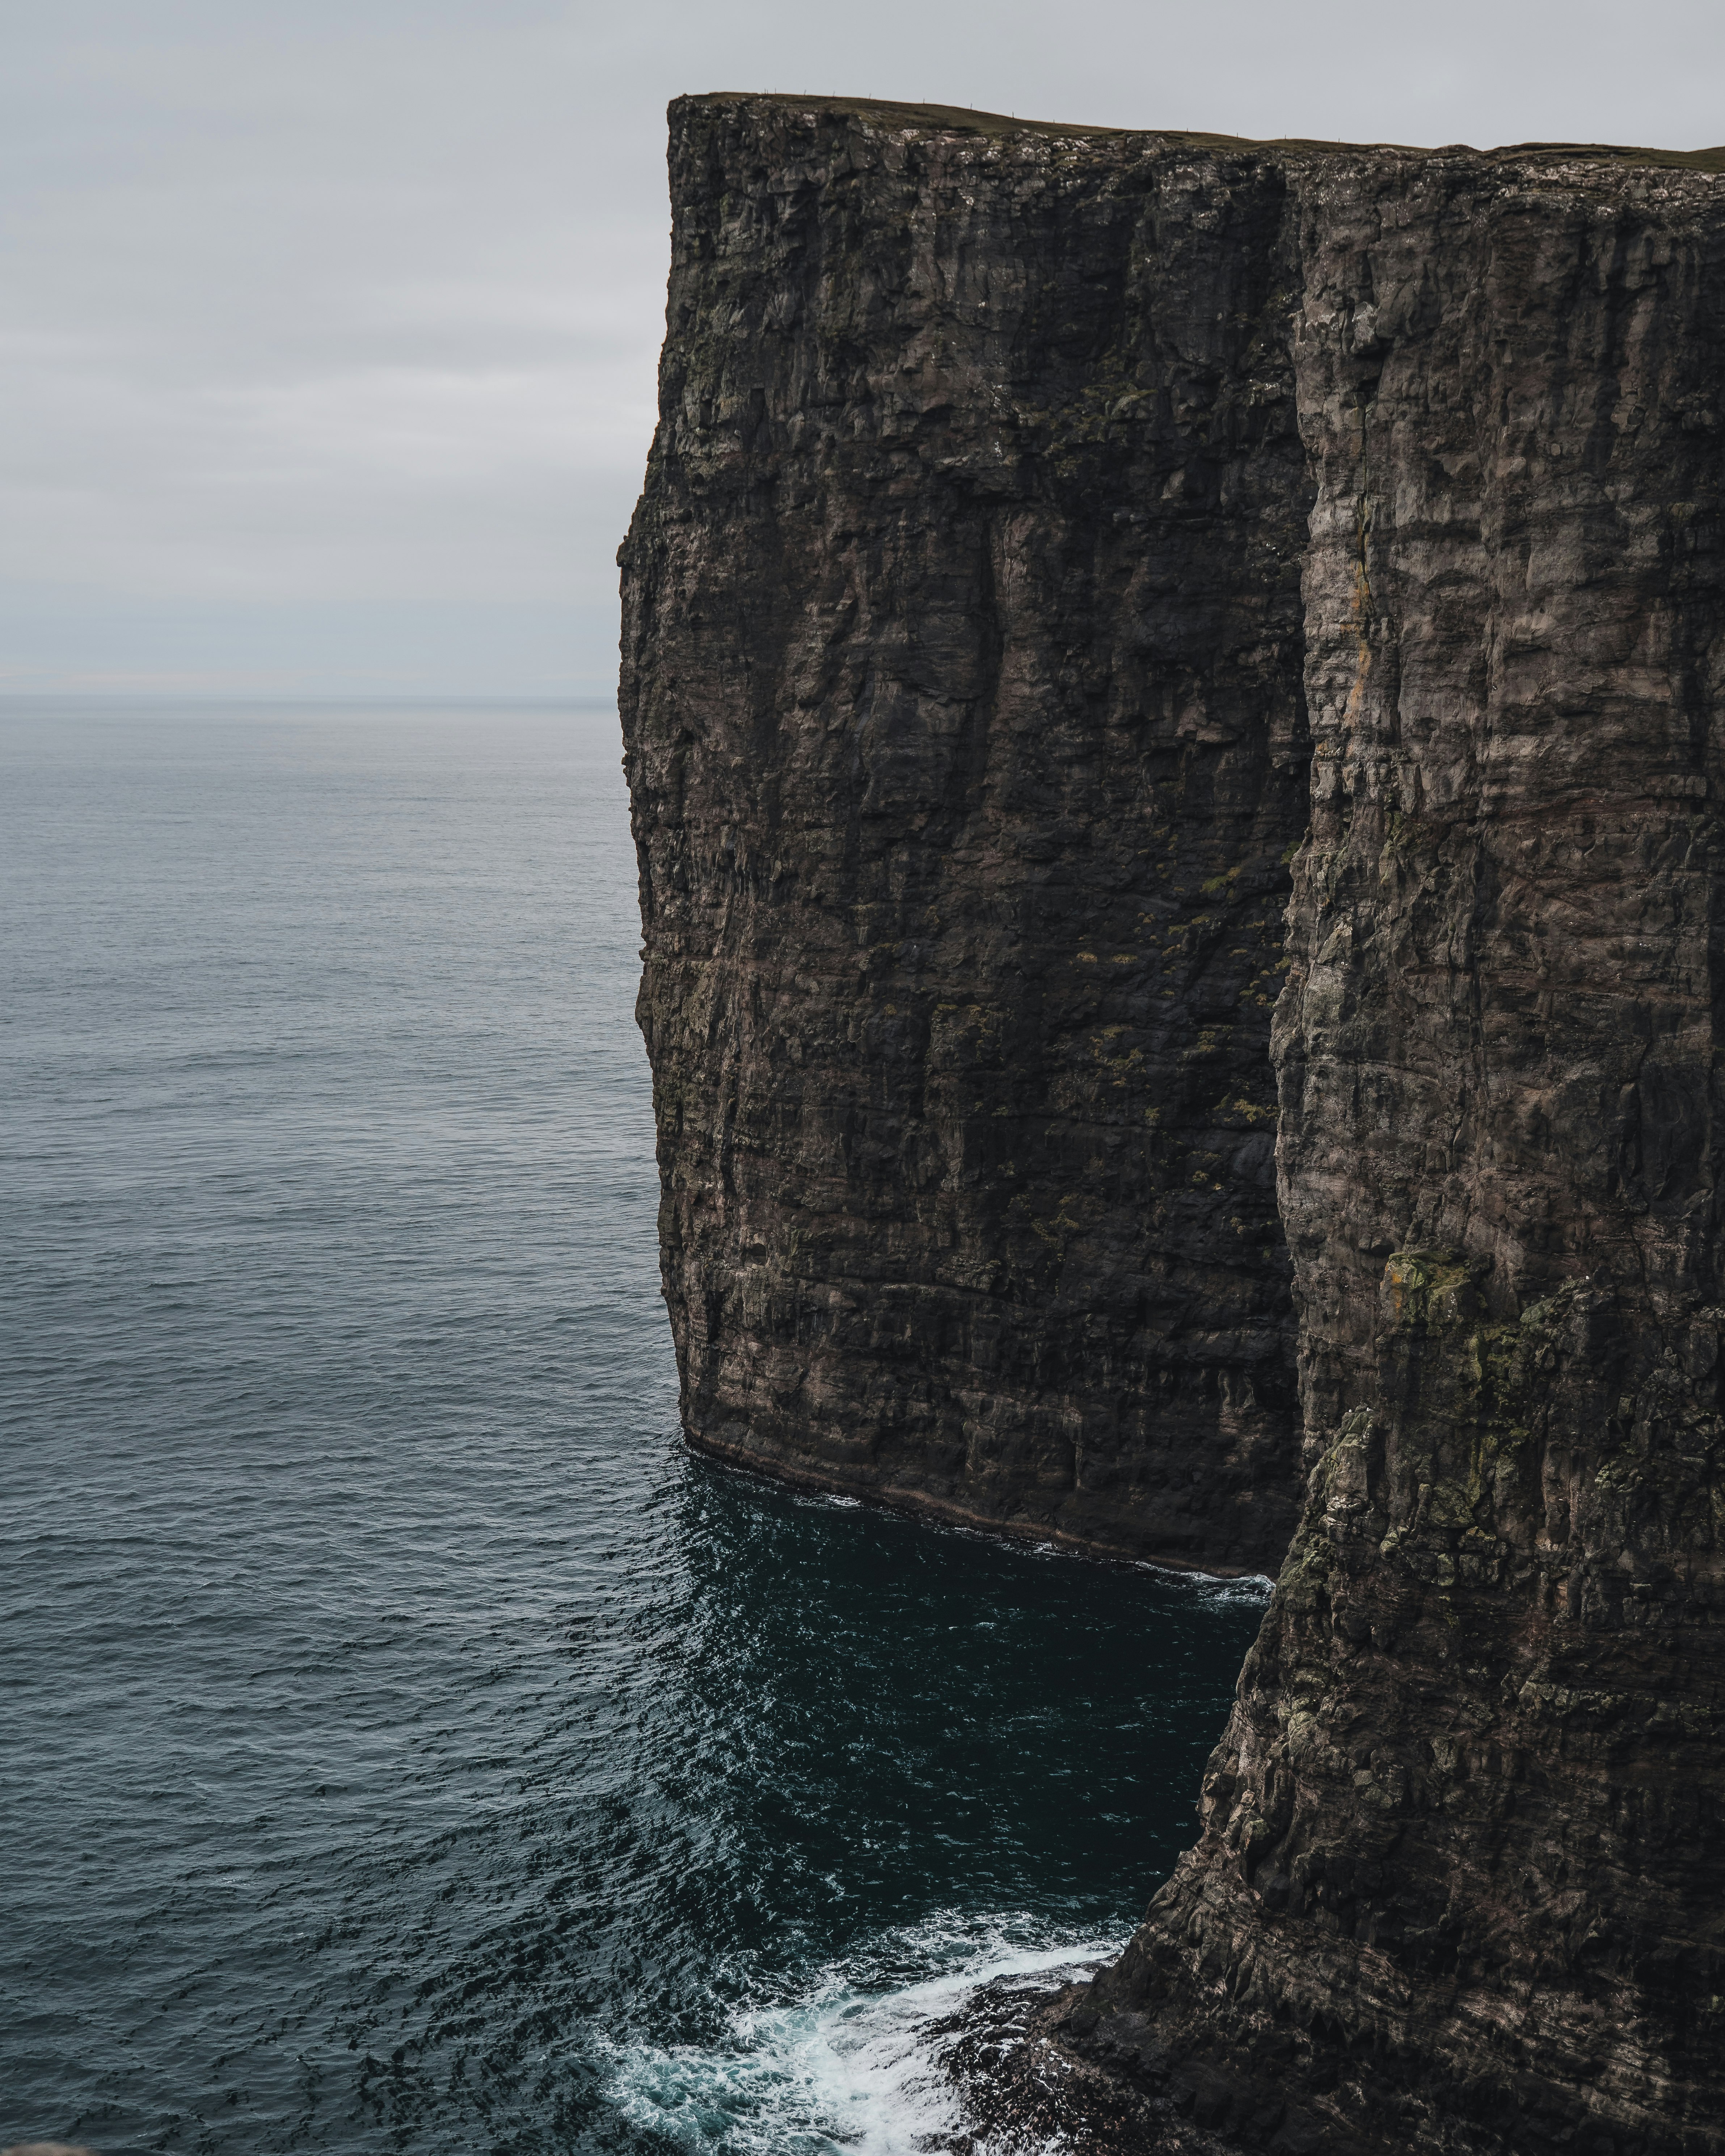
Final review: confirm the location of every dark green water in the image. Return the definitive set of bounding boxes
[0,704,1268,2155]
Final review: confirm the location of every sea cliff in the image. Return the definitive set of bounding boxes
[620,97,1314,1574]
[622,96,1725,2154]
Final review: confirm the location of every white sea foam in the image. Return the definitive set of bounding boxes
[603,1916,1119,2155]
[1136,1563,1276,1608]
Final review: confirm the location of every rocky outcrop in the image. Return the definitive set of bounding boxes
[1056,140,1725,2156]
[620,97,1313,1574]
[623,96,1725,2153]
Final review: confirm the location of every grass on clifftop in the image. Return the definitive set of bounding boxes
[688,93,1725,170]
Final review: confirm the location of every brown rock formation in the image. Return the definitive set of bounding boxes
[622,96,1725,2152]
[620,96,1313,1574]
[1063,140,1725,2156]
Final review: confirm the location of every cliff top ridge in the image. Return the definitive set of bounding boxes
[680,91,1725,172]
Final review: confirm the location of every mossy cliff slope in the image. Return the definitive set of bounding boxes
[624,98,1725,2153]
[620,96,1312,1573]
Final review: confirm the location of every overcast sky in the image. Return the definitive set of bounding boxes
[4,0,1722,701]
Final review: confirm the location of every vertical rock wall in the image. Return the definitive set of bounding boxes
[1072,147,1725,2155]
[621,98,1312,1573]
[623,98,1725,2152]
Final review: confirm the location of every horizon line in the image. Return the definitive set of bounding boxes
[0,691,622,710]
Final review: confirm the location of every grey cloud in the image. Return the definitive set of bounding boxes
[3,0,1720,696]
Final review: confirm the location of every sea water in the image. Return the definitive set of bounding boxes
[0,704,1269,2154]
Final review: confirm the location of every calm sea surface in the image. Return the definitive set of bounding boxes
[1,704,1267,2155]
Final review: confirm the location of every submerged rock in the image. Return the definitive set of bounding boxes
[623,95,1725,2153]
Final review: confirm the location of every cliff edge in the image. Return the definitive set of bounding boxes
[622,96,1725,2153]
[621,96,1314,1574]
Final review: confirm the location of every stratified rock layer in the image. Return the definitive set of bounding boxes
[625,97,1725,2155]
[1065,141,1725,2156]
[621,97,1313,1573]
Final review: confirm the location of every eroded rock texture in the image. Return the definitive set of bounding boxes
[624,96,1725,2156]
[621,98,1312,1571]
[1062,144,1725,2156]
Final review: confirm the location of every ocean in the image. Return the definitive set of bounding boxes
[0,702,1268,2154]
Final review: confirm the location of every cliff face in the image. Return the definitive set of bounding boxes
[623,97,1725,2154]
[620,99,1313,1572]
[1070,145,1725,2155]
